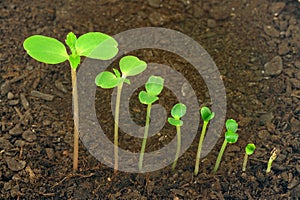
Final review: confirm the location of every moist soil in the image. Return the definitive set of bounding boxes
[1,0,300,199]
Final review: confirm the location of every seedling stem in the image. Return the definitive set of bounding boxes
[172,125,181,170]
[139,103,152,171]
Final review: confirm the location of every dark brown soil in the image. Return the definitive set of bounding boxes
[1,0,300,199]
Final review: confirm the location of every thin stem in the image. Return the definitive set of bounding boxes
[172,125,181,170]
[242,153,248,172]
[139,103,152,171]
[213,139,228,173]
[71,69,79,171]
[194,121,208,175]
[114,82,124,174]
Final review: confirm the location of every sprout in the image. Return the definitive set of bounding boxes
[266,148,280,173]
[95,55,147,173]
[213,119,239,173]
[194,106,215,175]
[167,103,187,170]
[242,143,256,172]
[23,32,118,171]
[138,76,164,171]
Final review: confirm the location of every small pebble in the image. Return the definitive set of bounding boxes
[147,0,161,8]
[22,129,37,142]
[264,56,283,76]
[7,92,14,100]
[9,124,23,136]
[6,157,26,171]
[264,25,280,37]
[8,99,19,106]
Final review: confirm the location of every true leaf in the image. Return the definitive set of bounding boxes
[23,35,68,64]
[76,32,118,60]
[225,119,238,133]
[168,117,183,126]
[171,103,186,119]
[95,71,120,89]
[200,106,215,122]
[65,32,77,53]
[113,68,121,78]
[245,143,256,155]
[145,76,164,96]
[225,131,238,143]
[138,91,158,105]
[120,56,147,77]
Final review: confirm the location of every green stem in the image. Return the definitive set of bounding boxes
[194,121,208,175]
[71,69,79,171]
[114,82,124,174]
[213,139,228,173]
[139,103,152,171]
[172,125,181,170]
[242,153,248,172]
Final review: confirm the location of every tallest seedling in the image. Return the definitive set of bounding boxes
[23,32,118,171]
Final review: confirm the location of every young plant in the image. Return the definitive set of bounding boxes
[167,103,187,170]
[213,119,239,173]
[95,55,147,173]
[23,32,118,171]
[242,143,256,172]
[266,147,280,173]
[138,75,164,171]
[194,106,215,175]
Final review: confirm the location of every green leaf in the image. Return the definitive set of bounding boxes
[120,56,147,77]
[168,117,183,126]
[68,55,81,69]
[76,32,118,60]
[65,32,77,53]
[225,131,239,143]
[200,106,215,122]
[113,68,121,78]
[95,71,119,89]
[245,143,256,155]
[171,103,186,119]
[145,76,164,96]
[124,79,130,84]
[138,91,158,105]
[225,119,238,133]
[23,35,68,64]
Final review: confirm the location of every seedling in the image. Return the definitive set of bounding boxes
[242,143,256,172]
[138,75,164,171]
[213,119,239,173]
[167,103,187,170]
[23,32,118,171]
[194,106,215,175]
[95,55,147,173]
[266,147,280,173]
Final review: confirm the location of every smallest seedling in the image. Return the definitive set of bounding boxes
[266,148,280,173]
[242,143,256,172]
[168,103,187,170]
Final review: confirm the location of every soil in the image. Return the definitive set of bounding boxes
[1,0,300,199]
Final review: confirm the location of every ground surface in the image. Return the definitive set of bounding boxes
[1,0,300,199]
